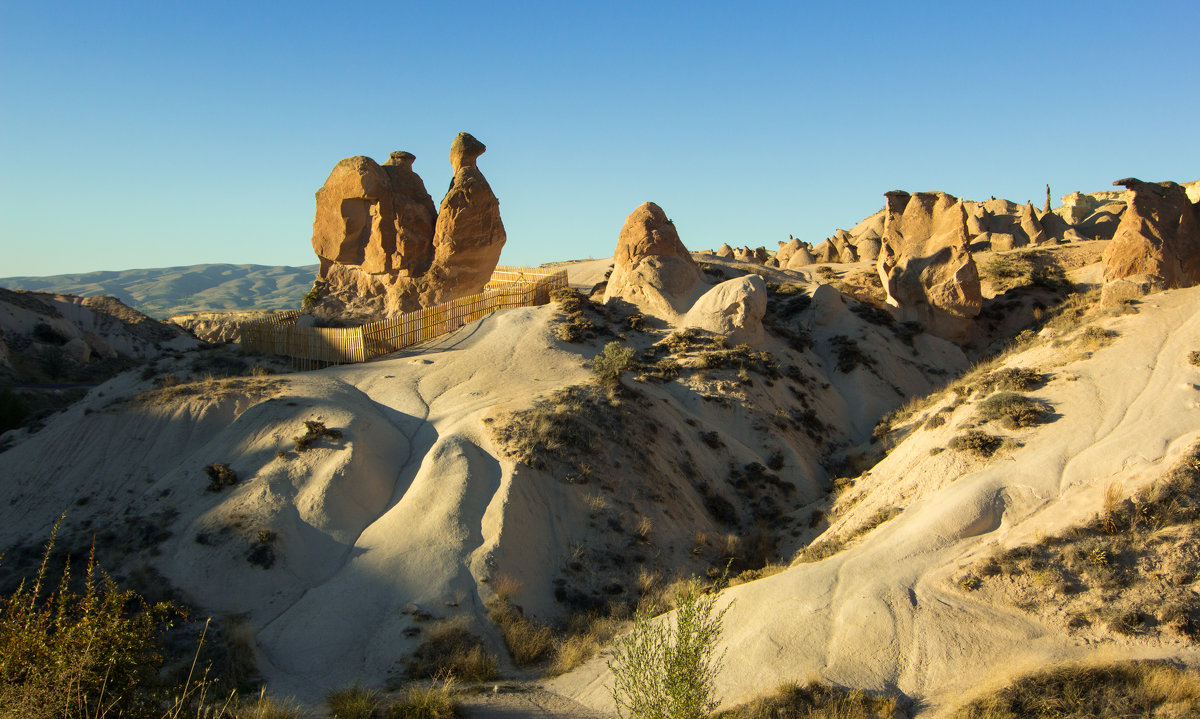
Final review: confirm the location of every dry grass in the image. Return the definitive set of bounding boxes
[716,680,899,719]
[951,660,1200,718]
[793,507,902,564]
[326,683,379,719]
[383,674,459,719]
[405,618,497,682]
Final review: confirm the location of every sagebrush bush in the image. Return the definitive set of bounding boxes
[977,392,1052,428]
[949,431,1003,458]
[592,342,638,385]
[716,680,898,719]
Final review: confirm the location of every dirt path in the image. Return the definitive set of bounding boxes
[457,682,608,719]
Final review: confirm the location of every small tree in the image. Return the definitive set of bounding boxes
[608,581,729,719]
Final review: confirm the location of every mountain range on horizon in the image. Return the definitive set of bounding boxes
[0,263,318,318]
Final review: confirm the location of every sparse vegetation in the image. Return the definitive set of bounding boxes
[327,683,380,719]
[292,419,343,452]
[976,367,1045,393]
[981,251,1069,292]
[716,680,900,719]
[550,287,607,343]
[830,335,872,373]
[384,674,460,719]
[951,660,1200,718]
[959,442,1200,641]
[204,462,239,492]
[406,618,497,682]
[1190,350,1200,367]
[948,430,1004,458]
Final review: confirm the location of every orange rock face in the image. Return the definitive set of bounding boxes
[877,191,982,341]
[307,133,506,321]
[1103,178,1200,290]
[604,202,702,316]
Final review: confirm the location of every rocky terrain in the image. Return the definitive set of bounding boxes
[2,174,1200,717]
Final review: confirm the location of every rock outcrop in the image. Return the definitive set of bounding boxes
[1101,178,1200,304]
[715,243,734,258]
[877,191,982,342]
[682,274,767,345]
[604,202,702,316]
[306,133,505,321]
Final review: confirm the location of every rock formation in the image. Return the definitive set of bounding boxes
[1101,178,1200,305]
[715,243,734,258]
[776,238,802,265]
[604,202,702,316]
[877,191,982,342]
[682,274,767,345]
[306,133,506,321]
[785,245,817,269]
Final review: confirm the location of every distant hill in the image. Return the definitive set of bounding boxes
[0,264,317,318]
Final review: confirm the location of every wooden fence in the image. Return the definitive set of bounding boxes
[241,266,567,368]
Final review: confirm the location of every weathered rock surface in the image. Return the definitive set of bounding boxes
[682,274,767,344]
[604,202,702,316]
[715,243,734,258]
[785,245,817,269]
[1101,178,1200,304]
[427,133,507,303]
[307,134,506,321]
[776,238,802,265]
[877,191,982,342]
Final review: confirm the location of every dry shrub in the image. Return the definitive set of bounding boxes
[716,680,899,719]
[548,613,626,676]
[489,605,555,667]
[405,618,496,682]
[952,660,1200,718]
[204,462,239,492]
[976,367,1045,393]
[1189,350,1200,367]
[292,419,343,452]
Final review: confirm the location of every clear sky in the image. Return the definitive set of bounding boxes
[2,1,1197,278]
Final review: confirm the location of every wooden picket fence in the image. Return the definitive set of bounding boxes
[241,266,567,368]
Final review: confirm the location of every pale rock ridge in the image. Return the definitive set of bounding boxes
[877,190,982,342]
[307,133,505,321]
[1101,177,1200,305]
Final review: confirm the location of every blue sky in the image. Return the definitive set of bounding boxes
[2,1,1197,277]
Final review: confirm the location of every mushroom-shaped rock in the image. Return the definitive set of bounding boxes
[877,190,981,342]
[1101,178,1200,304]
[682,274,767,345]
[604,202,702,316]
[428,133,507,303]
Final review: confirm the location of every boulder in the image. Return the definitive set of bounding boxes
[604,202,702,316]
[855,236,882,263]
[682,274,767,345]
[877,190,982,342]
[1102,178,1200,301]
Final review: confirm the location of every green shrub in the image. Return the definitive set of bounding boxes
[0,527,180,718]
[949,431,1003,458]
[977,392,1052,428]
[608,581,729,719]
[592,342,638,385]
